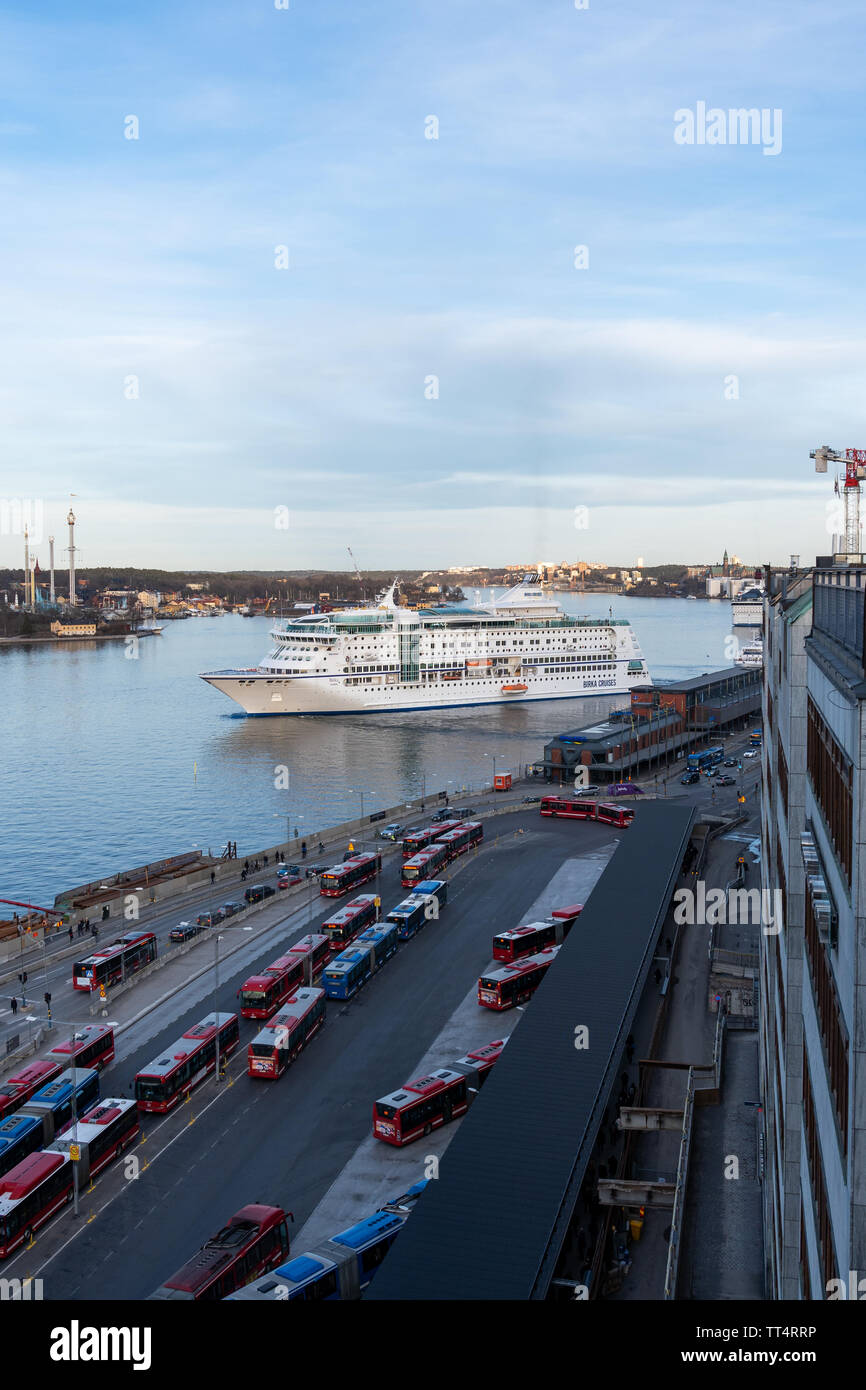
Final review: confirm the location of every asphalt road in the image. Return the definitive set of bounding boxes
[15,809,617,1301]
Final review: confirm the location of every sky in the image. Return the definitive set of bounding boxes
[1,0,865,570]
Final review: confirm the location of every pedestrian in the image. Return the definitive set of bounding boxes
[210,870,215,884]
[10,997,17,1015]
[301,841,307,859]
[318,841,324,855]
[244,859,249,873]
[68,925,74,942]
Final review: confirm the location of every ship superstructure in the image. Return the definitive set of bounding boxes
[200,575,652,716]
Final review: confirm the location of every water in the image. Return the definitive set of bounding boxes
[2,596,741,905]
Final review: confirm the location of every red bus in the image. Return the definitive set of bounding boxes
[373,1070,471,1147]
[148,1204,292,1301]
[0,1061,62,1123]
[134,1012,241,1113]
[478,946,560,1011]
[0,1150,73,1259]
[373,1041,507,1146]
[401,827,439,859]
[401,843,449,889]
[72,931,157,991]
[239,953,305,1019]
[321,894,378,953]
[247,988,326,1079]
[429,819,465,840]
[46,1097,140,1184]
[44,1025,115,1073]
[540,797,633,829]
[492,909,582,963]
[437,822,483,862]
[320,853,381,898]
[288,933,331,983]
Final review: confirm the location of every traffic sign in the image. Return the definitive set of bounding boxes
[69,1144,80,1162]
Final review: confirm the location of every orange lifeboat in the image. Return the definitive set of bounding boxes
[501,682,528,694]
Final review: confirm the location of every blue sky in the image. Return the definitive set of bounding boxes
[2,0,865,569]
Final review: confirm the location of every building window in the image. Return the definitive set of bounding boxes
[802,1046,838,1288]
[807,697,853,884]
[804,880,849,1155]
[777,733,789,817]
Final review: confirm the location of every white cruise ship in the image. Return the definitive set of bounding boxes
[200,575,652,716]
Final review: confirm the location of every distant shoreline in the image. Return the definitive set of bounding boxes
[0,630,160,649]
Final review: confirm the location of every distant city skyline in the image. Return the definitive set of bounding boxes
[0,1,862,566]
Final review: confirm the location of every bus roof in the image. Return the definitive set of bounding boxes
[381,1068,464,1108]
[255,989,323,1035]
[26,1067,98,1110]
[322,895,377,926]
[47,1100,134,1151]
[413,880,445,894]
[163,1207,286,1294]
[0,1150,68,1212]
[456,1039,507,1068]
[137,1014,235,1080]
[0,1060,61,1100]
[289,933,329,954]
[551,905,583,920]
[45,1025,112,1059]
[480,947,560,983]
[0,1113,42,1145]
[493,922,551,942]
[331,1208,405,1250]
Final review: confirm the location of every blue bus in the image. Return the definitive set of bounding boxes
[687,746,724,772]
[412,879,448,913]
[0,1113,44,1179]
[225,1182,427,1301]
[322,924,400,1000]
[19,1067,100,1145]
[386,896,430,940]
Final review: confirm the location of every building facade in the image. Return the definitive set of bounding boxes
[761,560,866,1298]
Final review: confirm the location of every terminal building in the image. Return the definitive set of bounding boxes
[541,667,761,786]
[761,559,866,1298]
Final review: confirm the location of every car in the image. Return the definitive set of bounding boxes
[454,807,476,817]
[681,770,700,785]
[743,750,760,759]
[724,759,737,767]
[221,902,242,918]
[715,775,736,786]
[430,809,451,823]
[277,867,302,887]
[522,795,541,804]
[244,884,276,904]
[196,909,225,928]
[705,767,720,778]
[378,823,403,841]
[169,921,200,943]
[572,784,601,798]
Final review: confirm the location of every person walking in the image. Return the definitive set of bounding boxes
[301,841,307,860]
[10,997,17,1016]
[68,925,74,943]
[210,870,216,885]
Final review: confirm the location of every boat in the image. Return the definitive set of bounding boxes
[199,574,652,716]
[731,584,764,627]
[734,637,763,669]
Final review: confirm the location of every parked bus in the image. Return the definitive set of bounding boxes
[372,1041,501,1149]
[412,879,448,914]
[239,953,305,1019]
[0,1151,73,1259]
[386,895,432,941]
[492,917,575,963]
[148,1204,292,1300]
[72,931,157,992]
[401,843,449,888]
[19,1068,100,1145]
[686,746,725,772]
[322,924,399,1001]
[288,933,331,984]
[0,1061,62,1123]
[400,826,439,859]
[44,1025,115,1074]
[225,1183,427,1301]
[539,797,633,828]
[478,947,560,1011]
[46,1098,140,1184]
[247,989,326,1079]
[321,894,378,953]
[0,1115,44,1180]
[436,822,483,861]
[134,1013,240,1113]
[320,853,381,898]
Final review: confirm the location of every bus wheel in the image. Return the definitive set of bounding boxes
[423,1123,432,1137]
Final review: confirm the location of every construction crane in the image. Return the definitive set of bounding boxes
[811,445,866,556]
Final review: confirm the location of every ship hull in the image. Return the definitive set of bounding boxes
[201,667,653,716]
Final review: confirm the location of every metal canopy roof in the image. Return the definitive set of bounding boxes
[366,800,696,1302]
